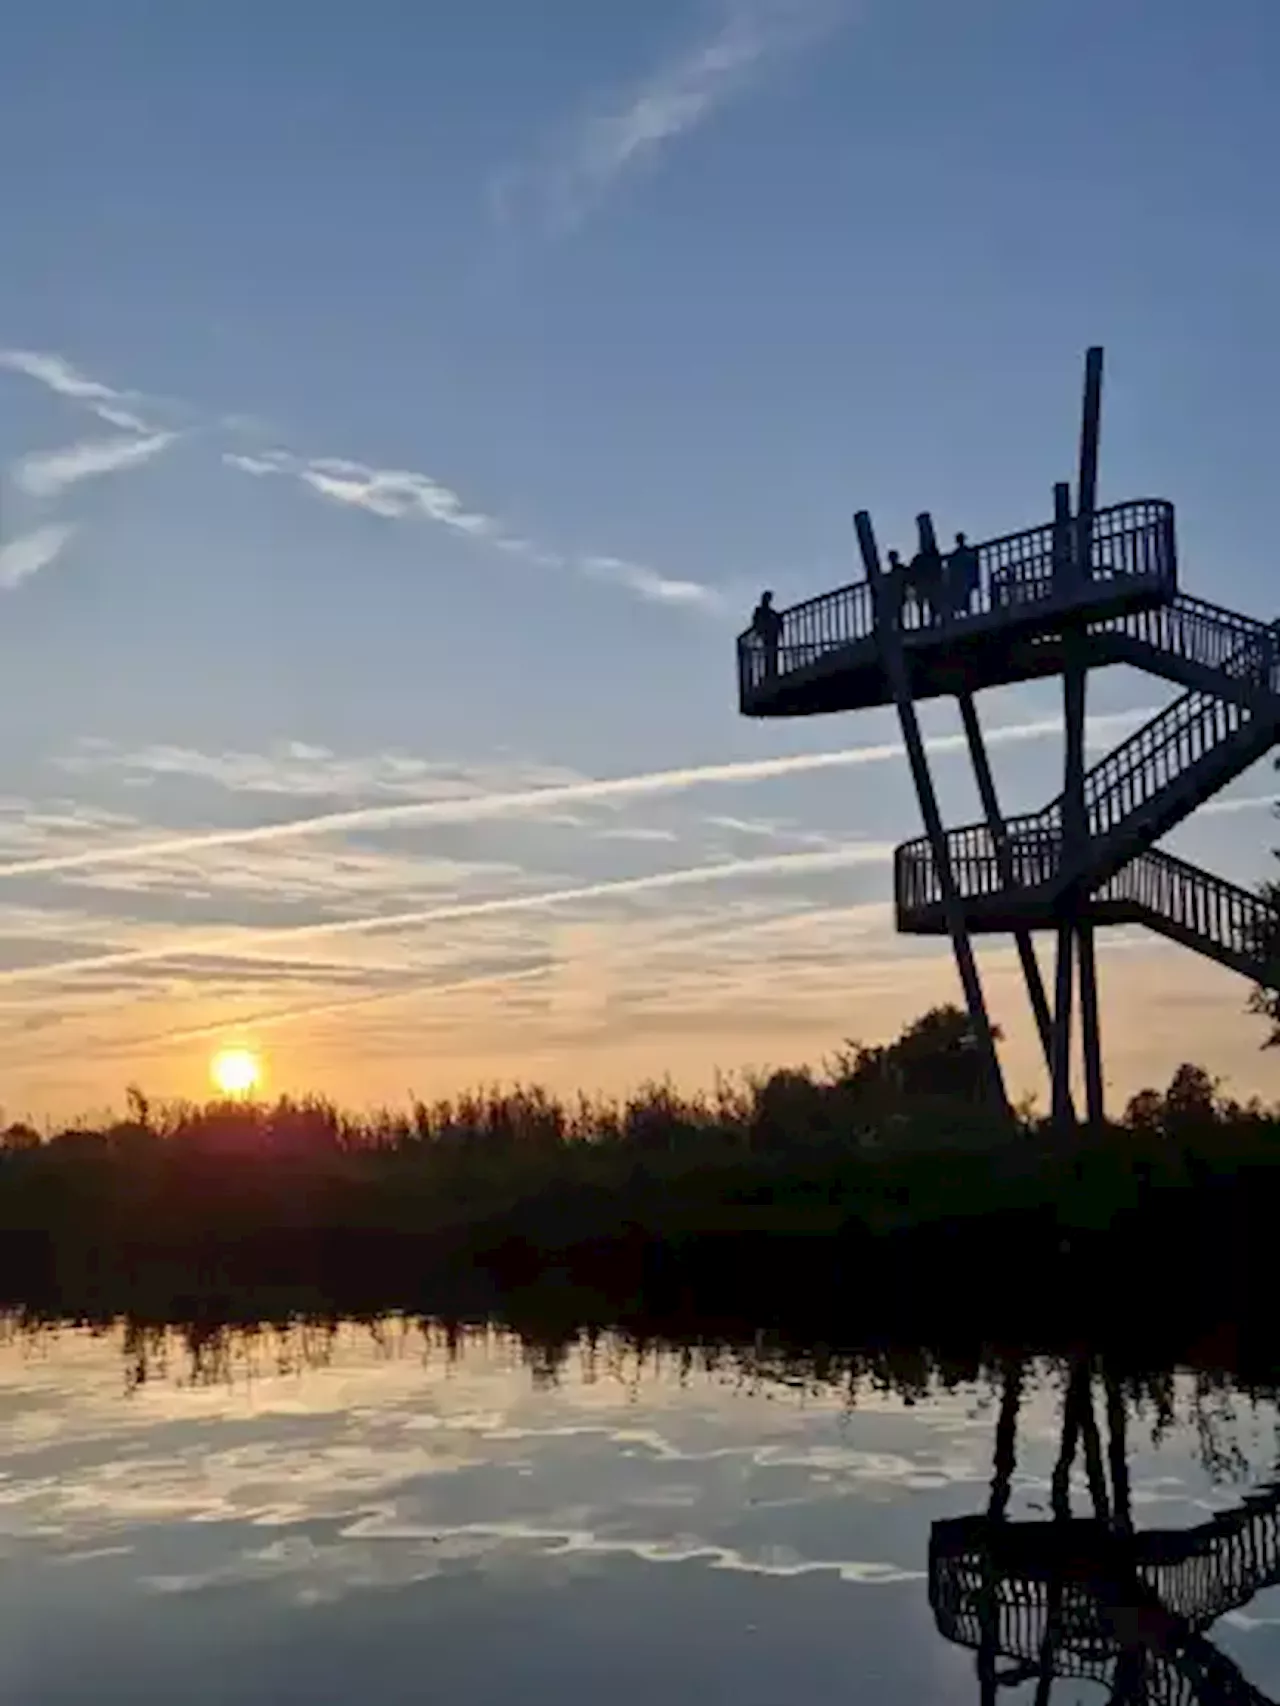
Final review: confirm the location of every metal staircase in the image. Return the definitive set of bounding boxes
[1090,593,1280,702]
[896,613,1280,958]
[1094,849,1278,986]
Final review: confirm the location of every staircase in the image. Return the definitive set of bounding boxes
[896,596,1280,985]
[1091,592,1280,702]
[1095,849,1279,988]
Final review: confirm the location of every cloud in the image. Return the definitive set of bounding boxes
[5,346,712,614]
[581,553,718,606]
[0,349,124,407]
[113,963,557,1054]
[60,738,585,803]
[0,522,76,588]
[499,0,850,232]
[0,706,1154,886]
[224,449,721,610]
[0,347,163,435]
[0,845,892,991]
[14,430,176,498]
[227,449,496,536]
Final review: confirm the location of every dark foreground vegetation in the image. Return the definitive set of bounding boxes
[3,1005,1280,1345]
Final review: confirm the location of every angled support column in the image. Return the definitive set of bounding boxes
[915,510,1059,1095]
[956,691,1058,1080]
[855,509,1010,1119]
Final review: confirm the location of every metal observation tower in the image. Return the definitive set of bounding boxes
[736,349,1280,1125]
[930,1353,1280,1703]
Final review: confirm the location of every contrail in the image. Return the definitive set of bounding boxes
[0,707,1152,885]
[48,896,898,1062]
[0,845,892,992]
[117,963,557,1054]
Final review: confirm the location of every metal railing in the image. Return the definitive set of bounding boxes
[932,1496,1280,1702]
[1100,848,1279,976]
[738,497,1176,699]
[897,668,1273,913]
[1097,592,1280,694]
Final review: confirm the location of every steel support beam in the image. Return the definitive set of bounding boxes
[914,507,1059,1095]
[1075,348,1106,1125]
[957,691,1058,1080]
[855,509,1010,1119]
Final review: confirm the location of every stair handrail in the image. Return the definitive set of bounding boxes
[898,636,1275,910]
[1100,848,1280,969]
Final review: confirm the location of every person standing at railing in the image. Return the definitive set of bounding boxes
[946,533,980,615]
[884,551,909,627]
[751,589,783,679]
[908,542,945,624]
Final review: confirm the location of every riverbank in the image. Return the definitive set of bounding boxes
[2,1008,1275,1332]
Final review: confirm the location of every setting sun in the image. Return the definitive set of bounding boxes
[210,1047,262,1099]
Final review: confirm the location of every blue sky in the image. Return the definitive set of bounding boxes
[0,0,1278,1117]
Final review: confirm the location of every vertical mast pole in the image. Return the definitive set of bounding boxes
[1074,347,1105,1125]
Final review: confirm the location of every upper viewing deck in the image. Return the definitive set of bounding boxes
[738,498,1177,717]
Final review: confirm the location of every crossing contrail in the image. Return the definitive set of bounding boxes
[39,896,898,1061]
[0,707,1152,884]
[0,845,893,991]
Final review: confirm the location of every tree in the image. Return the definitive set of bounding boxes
[833,1005,1003,1107]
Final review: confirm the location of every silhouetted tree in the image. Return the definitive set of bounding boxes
[835,1004,1003,1107]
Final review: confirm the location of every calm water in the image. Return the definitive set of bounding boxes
[3,1321,1280,1703]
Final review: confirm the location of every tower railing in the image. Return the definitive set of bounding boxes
[896,643,1280,915]
[736,498,1176,697]
[1094,594,1280,688]
[1098,848,1279,971]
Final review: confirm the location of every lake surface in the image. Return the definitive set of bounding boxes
[2,1320,1280,1704]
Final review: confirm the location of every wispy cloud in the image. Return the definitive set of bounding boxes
[498,0,850,232]
[60,738,584,803]
[224,449,720,609]
[0,846,890,991]
[0,347,162,434]
[0,709,1154,885]
[4,344,714,613]
[0,522,76,588]
[14,431,176,498]
[225,450,496,536]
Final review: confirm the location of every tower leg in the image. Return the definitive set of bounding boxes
[957,690,1060,1087]
[1077,919,1104,1125]
[1050,922,1075,1127]
[855,510,1010,1118]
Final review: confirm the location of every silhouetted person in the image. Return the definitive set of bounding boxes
[751,589,783,678]
[884,550,909,626]
[909,544,944,624]
[947,532,980,615]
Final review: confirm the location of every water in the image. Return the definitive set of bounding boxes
[3,1321,1280,1703]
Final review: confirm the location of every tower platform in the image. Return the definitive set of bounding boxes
[737,498,1176,717]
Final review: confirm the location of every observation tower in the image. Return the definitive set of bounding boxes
[930,1352,1280,1703]
[737,350,1280,1123]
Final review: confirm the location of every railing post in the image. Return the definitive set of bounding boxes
[856,509,1010,1120]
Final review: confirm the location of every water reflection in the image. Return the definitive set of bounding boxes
[931,1353,1280,1702]
[3,1319,1280,1703]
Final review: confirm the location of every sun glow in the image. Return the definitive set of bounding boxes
[210,1047,262,1098]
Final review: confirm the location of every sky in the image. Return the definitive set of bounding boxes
[0,0,1278,1120]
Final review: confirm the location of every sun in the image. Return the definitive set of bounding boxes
[210,1047,262,1098]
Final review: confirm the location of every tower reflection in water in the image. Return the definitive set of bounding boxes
[930,1356,1280,1704]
